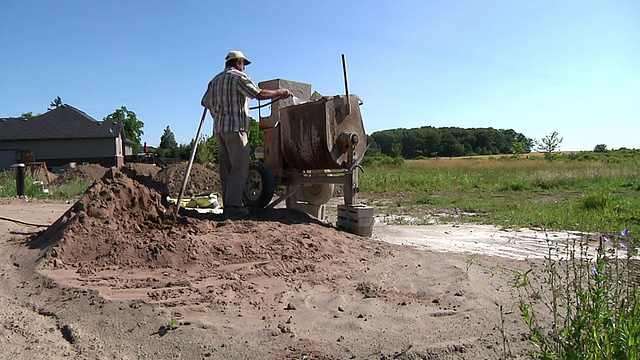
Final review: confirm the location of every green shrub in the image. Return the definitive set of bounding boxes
[0,175,89,200]
[516,230,640,359]
[581,192,611,210]
[50,179,91,199]
[501,178,531,191]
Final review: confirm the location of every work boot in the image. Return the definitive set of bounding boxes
[223,206,250,218]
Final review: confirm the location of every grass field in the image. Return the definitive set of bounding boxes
[361,151,640,235]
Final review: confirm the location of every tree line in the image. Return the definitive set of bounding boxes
[20,97,574,164]
[367,126,534,159]
[155,119,263,164]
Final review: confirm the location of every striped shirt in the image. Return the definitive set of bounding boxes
[201,66,261,133]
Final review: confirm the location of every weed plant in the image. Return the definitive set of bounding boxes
[515,230,640,359]
[0,174,90,200]
[363,150,640,358]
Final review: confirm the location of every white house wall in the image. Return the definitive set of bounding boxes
[115,137,122,156]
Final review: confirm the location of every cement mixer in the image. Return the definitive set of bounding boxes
[246,79,366,208]
[243,56,374,236]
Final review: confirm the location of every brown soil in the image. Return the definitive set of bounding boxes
[35,168,364,276]
[5,162,218,198]
[0,164,548,359]
[51,164,109,186]
[153,162,221,197]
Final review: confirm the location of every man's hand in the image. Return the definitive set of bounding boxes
[256,88,293,101]
[280,89,292,98]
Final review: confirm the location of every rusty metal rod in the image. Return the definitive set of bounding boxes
[266,186,297,209]
[341,53,351,115]
[174,107,208,216]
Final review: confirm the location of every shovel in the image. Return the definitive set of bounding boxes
[174,107,208,216]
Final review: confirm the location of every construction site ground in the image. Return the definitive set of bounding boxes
[0,163,563,359]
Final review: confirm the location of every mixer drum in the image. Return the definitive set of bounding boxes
[279,94,366,170]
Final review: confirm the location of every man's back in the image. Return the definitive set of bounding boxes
[204,67,260,133]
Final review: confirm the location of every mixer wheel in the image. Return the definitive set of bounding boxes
[294,182,335,206]
[243,162,275,208]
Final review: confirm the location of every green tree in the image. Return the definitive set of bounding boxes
[390,143,403,158]
[511,141,527,157]
[104,106,144,153]
[537,131,563,161]
[159,126,178,151]
[514,133,534,153]
[439,131,464,157]
[48,96,63,110]
[249,117,263,160]
[21,112,38,118]
[594,144,608,152]
[371,130,403,157]
[370,126,530,159]
[195,135,217,164]
[365,136,382,157]
[178,142,193,161]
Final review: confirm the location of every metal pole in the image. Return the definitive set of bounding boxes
[12,163,26,197]
[175,107,208,216]
[341,53,351,116]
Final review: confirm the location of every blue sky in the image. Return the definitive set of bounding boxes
[1,1,638,151]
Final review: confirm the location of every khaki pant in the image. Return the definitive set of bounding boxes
[216,131,249,207]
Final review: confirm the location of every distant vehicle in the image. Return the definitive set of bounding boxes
[127,152,156,164]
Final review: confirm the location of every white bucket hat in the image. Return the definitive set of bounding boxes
[225,50,251,65]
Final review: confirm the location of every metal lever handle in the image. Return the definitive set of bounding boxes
[341,53,351,116]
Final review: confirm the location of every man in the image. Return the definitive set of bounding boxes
[201,50,291,217]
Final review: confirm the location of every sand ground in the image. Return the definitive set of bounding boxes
[0,166,572,359]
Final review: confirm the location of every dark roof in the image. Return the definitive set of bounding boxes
[0,105,124,141]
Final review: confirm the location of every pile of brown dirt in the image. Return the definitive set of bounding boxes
[154,162,221,197]
[50,162,221,198]
[122,162,161,177]
[51,164,109,186]
[33,168,377,276]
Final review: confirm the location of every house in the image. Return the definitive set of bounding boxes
[0,105,134,171]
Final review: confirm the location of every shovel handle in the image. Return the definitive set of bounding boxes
[175,107,208,216]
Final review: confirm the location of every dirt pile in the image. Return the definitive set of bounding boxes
[122,163,160,177]
[34,168,383,278]
[154,162,221,197]
[51,164,109,186]
[49,162,221,198]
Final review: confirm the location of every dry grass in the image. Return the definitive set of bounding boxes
[405,157,545,170]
